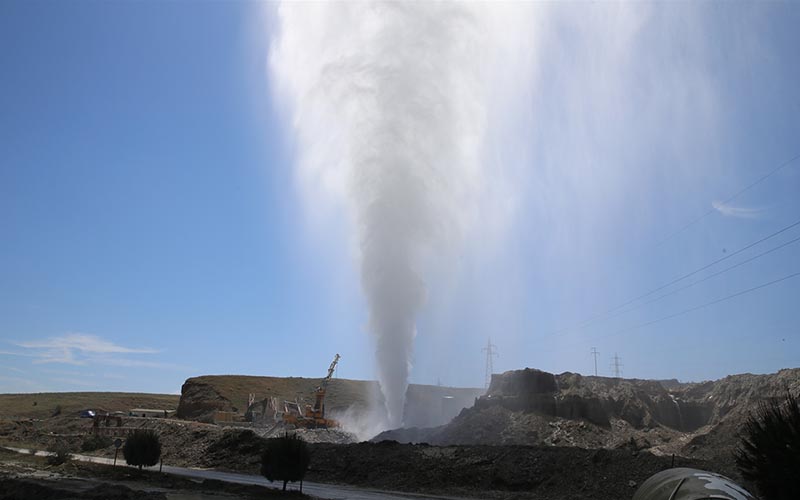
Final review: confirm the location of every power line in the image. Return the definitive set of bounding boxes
[590,347,599,376]
[551,218,800,336]
[537,270,800,359]
[607,234,800,321]
[654,152,800,247]
[606,219,800,314]
[606,270,800,339]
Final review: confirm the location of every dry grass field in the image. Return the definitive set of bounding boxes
[0,392,180,419]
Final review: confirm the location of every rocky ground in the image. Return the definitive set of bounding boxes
[197,428,752,500]
[376,368,800,460]
[3,366,794,499]
[0,416,741,500]
[0,447,311,500]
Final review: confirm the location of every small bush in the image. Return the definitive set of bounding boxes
[261,433,310,492]
[735,391,800,500]
[51,405,61,417]
[122,430,161,470]
[81,434,112,452]
[46,443,71,465]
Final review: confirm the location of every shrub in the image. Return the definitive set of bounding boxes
[46,443,71,465]
[51,405,61,417]
[81,434,112,452]
[122,430,161,470]
[735,391,800,500]
[260,433,311,492]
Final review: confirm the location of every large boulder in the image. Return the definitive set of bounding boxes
[176,377,233,422]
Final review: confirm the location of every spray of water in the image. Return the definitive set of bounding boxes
[269,3,535,427]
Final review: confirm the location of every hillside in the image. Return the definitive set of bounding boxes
[177,375,376,419]
[177,374,484,427]
[0,392,180,419]
[375,367,800,464]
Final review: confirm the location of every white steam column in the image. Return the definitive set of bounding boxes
[269,2,534,428]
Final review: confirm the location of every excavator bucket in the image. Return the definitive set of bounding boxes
[282,353,341,429]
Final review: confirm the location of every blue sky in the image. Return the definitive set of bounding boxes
[1,1,798,395]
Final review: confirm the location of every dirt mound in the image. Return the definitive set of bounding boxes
[175,378,231,421]
[197,428,749,499]
[203,426,358,472]
[204,429,266,470]
[291,428,357,444]
[377,367,800,461]
[0,477,167,500]
[305,441,737,500]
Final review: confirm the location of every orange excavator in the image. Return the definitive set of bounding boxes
[283,353,341,429]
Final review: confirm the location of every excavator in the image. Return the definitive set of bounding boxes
[282,353,341,429]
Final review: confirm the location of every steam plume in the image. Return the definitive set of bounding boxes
[270,3,531,426]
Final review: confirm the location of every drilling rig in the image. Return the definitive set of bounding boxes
[283,353,341,429]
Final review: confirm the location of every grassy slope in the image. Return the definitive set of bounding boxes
[184,375,483,415]
[184,375,377,413]
[0,392,180,419]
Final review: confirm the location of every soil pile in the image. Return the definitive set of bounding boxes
[375,367,800,461]
[0,447,313,499]
[196,429,743,500]
[0,478,167,500]
[307,441,741,500]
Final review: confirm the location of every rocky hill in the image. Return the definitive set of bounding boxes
[177,374,483,428]
[375,367,800,461]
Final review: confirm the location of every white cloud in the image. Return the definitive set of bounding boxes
[18,333,157,354]
[90,356,188,370]
[0,350,35,357]
[712,201,766,219]
[11,333,158,367]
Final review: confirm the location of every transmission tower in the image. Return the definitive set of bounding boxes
[590,347,599,376]
[610,353,623,378]
[482,338,499,389]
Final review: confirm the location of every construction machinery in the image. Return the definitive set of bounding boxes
[283,353,341,429]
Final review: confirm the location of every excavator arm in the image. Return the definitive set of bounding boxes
[313,353,340,415]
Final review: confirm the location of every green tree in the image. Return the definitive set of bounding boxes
[260,433,311,492]
[735,392,800,500]
[46,442,71,465]
[81,434,112,452]
[123,429,161,470]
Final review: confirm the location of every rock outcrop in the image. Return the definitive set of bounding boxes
[374,367,800,458]
[472,368,715,431]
